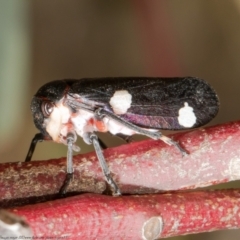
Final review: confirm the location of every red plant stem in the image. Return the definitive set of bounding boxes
[10,190,240,239]
[0,120,240,201]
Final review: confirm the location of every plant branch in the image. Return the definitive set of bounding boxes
[10,190,240,239]
[0,120,240,203]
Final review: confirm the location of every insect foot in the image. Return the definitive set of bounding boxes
[156,134,188,157]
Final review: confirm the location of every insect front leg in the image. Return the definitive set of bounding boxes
[25,133,44,162]
[59,132,76,195]
[86,132,121,196]
[95,108,188,156]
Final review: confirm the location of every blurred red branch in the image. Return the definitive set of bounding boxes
[10,190,240,239]
[1,120,240,238]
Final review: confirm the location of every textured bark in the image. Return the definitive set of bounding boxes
[1,120,240,238]
[10,190,240,239]
[1,121,240,204]
[0,121,240,201]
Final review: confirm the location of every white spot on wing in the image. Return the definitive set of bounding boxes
[178,102,196,128]
[109,90,132,115]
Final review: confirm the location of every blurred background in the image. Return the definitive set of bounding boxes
[1,0,240,239]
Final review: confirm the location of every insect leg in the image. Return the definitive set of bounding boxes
[25,133,44,162]
[116,133,133,143]
[95,108,187,156]
[88,133,121,196]
[98,138,108,149]
[59,132,75,195]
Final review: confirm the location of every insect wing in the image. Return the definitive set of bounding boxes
[67,77,219,130]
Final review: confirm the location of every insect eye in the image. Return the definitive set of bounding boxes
[41,101,54,117]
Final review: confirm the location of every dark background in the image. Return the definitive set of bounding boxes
[0,1,240,239]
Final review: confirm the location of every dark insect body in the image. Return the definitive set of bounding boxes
[26,77,219,195]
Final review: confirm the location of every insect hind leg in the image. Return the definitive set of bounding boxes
[95,108,188,156]
[116,133,133,143]
[152,133,188,156]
